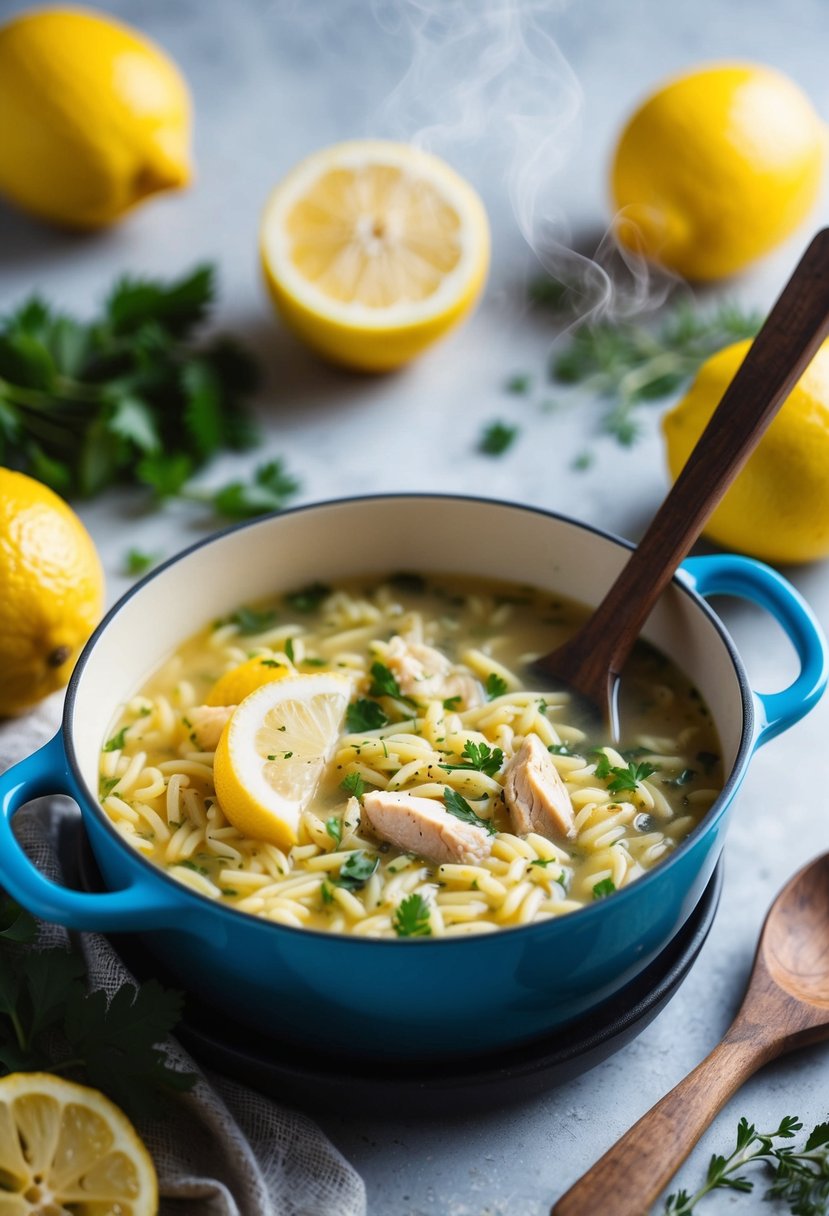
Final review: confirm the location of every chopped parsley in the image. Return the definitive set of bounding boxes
[393,893,432,938]
[345,699,389,733]
[258,658,283,669]
[301,657,327,667]
[336,850,379,892]
[548,743,574,756]
[284,582,330,613]
[592,878,616,900]
[504,372,532,394]
[325,817,343,847]
[99,777,120,798]
[340,772,366,799]
[593,752,659,793]
[571,450,594,472]
[485,673,508,700]
[443,787,497,835]
[321,881,335,905]
[178,859,210,877]
[442,695,463,711]
[222,606,278,635]
[529,857,557,868]
[664,768,696,788]
[124,548,162,577]
[440,741,504,778]
[368,661,404,699]
[103,727,128,752]
[284,638,295,663]
[479,420,518,456]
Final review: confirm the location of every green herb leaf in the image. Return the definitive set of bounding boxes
[345,699,389,733]
[369,661,403,699]
[593,752,658,793]
[123,548,162,577]
[479,420,518,456]
[393,893,432,938]
[665,768,696,788]
[485,673,508,700]
[340,773,366,799]
[592,878,616,900]
[284,582,331,613]
[336,850,379,892]
[325,816,343,847]
[442,695,463,711]
[504,372,532,394]
[443,787,496,835]
[209,459,300,521]
[440,741,504,778]
[222,606,278,635]
[547,743,573,756]
[103,727,128,752]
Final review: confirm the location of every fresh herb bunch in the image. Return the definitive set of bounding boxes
[0,895,194,1121]
[531,279,762,445]
[0,264,300,515]
[664,1114,829,1215]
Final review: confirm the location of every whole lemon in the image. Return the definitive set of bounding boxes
[0,7,192,229]
[0,469,104,715]
[611,64,826,281]
[663,339,829,563]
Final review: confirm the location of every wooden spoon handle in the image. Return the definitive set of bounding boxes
[561,226,829,696]
[551,1031,775,1216]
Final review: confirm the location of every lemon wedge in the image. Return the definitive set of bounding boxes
[214,673,351,848]
[0,1072,157,1214]
[206,654,292,706]
[260,139,490,371]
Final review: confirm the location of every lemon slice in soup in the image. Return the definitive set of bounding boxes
[214,673,351,848]
[206,654,292,706]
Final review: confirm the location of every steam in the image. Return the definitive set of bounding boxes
[369,0,676,321]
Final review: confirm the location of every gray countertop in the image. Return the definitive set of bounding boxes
[2,1,829,1212]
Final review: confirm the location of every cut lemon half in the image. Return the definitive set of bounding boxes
[0,1071,158,1214]
[260,139,490,371]
[206,654,292,706]
[214,672,351,848]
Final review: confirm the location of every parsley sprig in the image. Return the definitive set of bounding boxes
[664,1114,829,1215]
[0,898,194,1120]
[0,265,300,520]
[393,893,432,938]
[531,284,761,446]
[440,741,504,778]
[443,787,497,835]
[593,752,658,793]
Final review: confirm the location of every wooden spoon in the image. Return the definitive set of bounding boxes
[532,228,829,737]
[552,850,829,1216]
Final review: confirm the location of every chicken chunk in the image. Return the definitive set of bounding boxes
[503,734,575,840]
[385,635,483,709]
[185,704,234,751]
[362,790,493,865]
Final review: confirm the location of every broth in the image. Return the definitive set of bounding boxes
[98,573,723,938]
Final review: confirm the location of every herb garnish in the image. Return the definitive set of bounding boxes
[336,850,379,891]
[440,741,504,778]
[485,673,508,700]
[504,372,532,394]
[443,788,497,835]
[123,548,162,577]
[284,582,331,613]
[479,420,518,456]
[532,284,761,446]
[368,661,413,702]
[664,1114,829,1215]
[592,878,616,899]
[0,902,194,1119]
[325,817,343,847]
[103,727,128,752]
[548,743,574,756]
[442,695,463,711]
[393,893,432,938]
[221,606,278,635]
[198,458,300,520]
[593,752,658,793]
[345,699,390,733]
[340,772,366,799]
[665,768,696,788]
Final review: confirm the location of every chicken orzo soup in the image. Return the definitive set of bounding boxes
[99,574,723,938]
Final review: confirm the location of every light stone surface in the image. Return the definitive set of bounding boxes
[1,1,829,1212]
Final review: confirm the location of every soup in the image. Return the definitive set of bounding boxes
[98,574,723,938]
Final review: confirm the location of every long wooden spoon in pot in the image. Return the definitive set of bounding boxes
[551,849,829,1216]
[531,227,829,738]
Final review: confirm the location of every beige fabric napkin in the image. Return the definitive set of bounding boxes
[0,697,366,1216]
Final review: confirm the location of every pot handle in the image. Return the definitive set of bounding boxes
[680,554,828,747]
[0,732,186,931]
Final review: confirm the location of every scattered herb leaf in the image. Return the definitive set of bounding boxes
[103,727,128,753]
[440,741,504,778]
[340,773,366,800]
[479,420,518,456]
[393,893,432,938]
[336,851,379,892]
[485,673,508,700]
[443,787,497,835]
[123,548,162,577]
[504,372,532,394]
[592,878,616,900]
[284,582,330,613]
[325,817,343,847]
[346,699,390,733]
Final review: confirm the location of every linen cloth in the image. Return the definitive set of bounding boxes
[0,696,367,1216]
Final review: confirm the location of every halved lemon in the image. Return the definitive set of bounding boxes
[206,654,292,706]
[260,139,490,371]
[214,673,351,848]
[0,1071,157,1214]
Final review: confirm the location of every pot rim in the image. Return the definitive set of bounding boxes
[63,492,754,945]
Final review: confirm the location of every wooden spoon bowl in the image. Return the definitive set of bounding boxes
[552,850,829,1216]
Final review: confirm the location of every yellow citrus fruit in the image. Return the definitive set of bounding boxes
[214,673,351,848]
[0,7,192,229]
[206,654,292,706]
[0,1071,158,1214]
[0,468,104,715]
[260,139,490,371]
[663,338,829,563]
[611,63,826,280]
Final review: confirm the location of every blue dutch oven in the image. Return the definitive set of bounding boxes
[0,496,825,1059]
